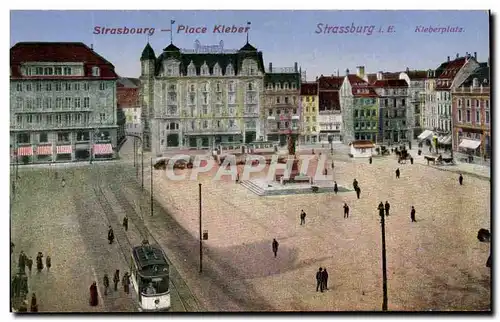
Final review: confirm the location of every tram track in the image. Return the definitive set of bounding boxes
[92,166,191,312]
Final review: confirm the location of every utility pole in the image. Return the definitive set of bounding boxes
[150,158,153,217]
[380,209,388,311]
[133,137,136,168]
[141,147,144,190]
[199,183,203,273]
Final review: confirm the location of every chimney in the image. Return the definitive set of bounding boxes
[331,74,334,77]
[320,74,324,77]
[337,70,339,77]
[269,62,272,72]
[456,53,459,58]
[316,76,318,81]
[356,66,365,79]
[91,44,94,51]
[345,68,350,75]
[474,52,477,59]
[406,67,410,72]
[294,62,298,72]
[377,71,383,80]
[447,56,450,62]
[466,52,469,57]
[473,78,479,88]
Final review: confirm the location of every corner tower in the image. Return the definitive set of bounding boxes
[140,43,156,151]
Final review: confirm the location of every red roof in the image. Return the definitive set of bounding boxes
[319,91,340,110]
[347,75,378,97]
[10,42,118,79]
[405,70,428,80]
[300,82,318,95]
[365,74,378,84]
[435,57,467,90]
[117,87,140,108]
[318,76,344,90]
[372,79,408,88]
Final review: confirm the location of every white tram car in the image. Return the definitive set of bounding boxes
[130,242,171,311]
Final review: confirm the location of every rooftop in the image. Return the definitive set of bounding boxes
[300,82,318,96]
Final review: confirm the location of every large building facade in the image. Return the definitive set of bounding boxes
[300,82,319,144]
[10,42,119,164]
[140,42,265,154]
[452,62,490,158]
[117,77,142,136]
[340,69,379,144]
[399,69,427,139]
[263,63,301,145]
[317,75,343,143]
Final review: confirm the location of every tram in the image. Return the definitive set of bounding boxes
[130,241,171,311]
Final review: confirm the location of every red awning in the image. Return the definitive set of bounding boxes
[17,146,34,156]
[93,144,113,155]
[56,145,72,154]
[36,145,53,155]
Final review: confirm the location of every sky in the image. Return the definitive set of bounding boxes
[10,10,489,80]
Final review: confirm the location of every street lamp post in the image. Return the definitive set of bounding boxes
[141,148,144,190]
[150,158,153,217]
[199,183,203,273]
[379,207,388,311]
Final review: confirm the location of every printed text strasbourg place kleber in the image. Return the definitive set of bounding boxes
[177,24,250,34]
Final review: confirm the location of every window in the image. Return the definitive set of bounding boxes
[188,64,196,76]
[46,83,52,91]
[458,110,462,122]
[58,132,70,142]
[275,83,281,90]
[65,83,72,91]
[16,83,22,91]
[74,98,81,108]
[46,115,52,125]
[65,98,72,109]
[248,82,253,91]
[26,115,33,124]
[466,110,471,122]
[44,98,52,109]
[56,98,62,109]
[83,83,89,91]
[16,115,22,125]
[476,110,480,124]
[55,83,62,91]
[292,83,297,90]
[55,67,62,75]
[26,98,32,110]
[466,99,470,108]
[226,64,234,76]
[35,67,43,75]
[475,100,479,108]
[276,97,280,104]
[100,113,106,123]
[284,83,289,90]
[285,97,289,104]
[203,83,209,92]
[26,84,32,91]
[485,100,490,109]
[55,114,62,124]
[485,111,490,124]
[44,67,53,75]
[17,133,30,143]
[92,67,100,76]
[35,115,42,124]
[229,120,235,128]
[74,83,80,91]
[228,82,235,92]
[201,65,209,75]
[36,98,42,109]
[63,67,72,75]
[99,82,106,90]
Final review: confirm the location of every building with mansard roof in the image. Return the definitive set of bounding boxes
[139,41,266,154]
[10,42,119,164]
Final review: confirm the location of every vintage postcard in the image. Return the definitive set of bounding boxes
[9,9,491,313]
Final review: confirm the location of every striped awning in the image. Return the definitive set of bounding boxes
[56,145,73,154]
[36,145,53,155]
[93,143,113,155]
[17,146,33,156]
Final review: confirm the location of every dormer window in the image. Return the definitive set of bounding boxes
[189,84,195,92]
[201,63,209,76]
[284,83,289,90]
[276,83,281,90]
[291,83,296,90]
[248,82,253,91]
[267,83,273,90]
[226,64,234,76]
[213,63,221,76]
[187,62,196,76]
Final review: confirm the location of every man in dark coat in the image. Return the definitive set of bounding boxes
[395,168,400,179]
[18,251,26,273]
[378,202,385,217]
[45,255,51,272]
[122,273,131,294]
[300,210,306,225]
[343,202,349,219]
[103,274,110,295]
[322,268,329,290]
[355,186,361,199]
[333,181,338,195]
[316,267,324,292]
[410,206,416,222]
[352,179,358,190]
[113,270,120,291]
[369,156,372,164]
[123,216,129,232]
[89,282,98,306]
[272,239,279,258]
[36,252,43,272]
[384,201,390,216]
[108,226,114,244]
[27,256,33,274]
[11,242,14,255]
[459,173,463,185]
[30,293,38,312]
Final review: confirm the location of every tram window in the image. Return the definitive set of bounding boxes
[141,276,169,295]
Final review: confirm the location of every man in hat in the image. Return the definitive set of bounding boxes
[272,238,279,258]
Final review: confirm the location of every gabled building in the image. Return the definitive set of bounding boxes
[340,68,379,144]
[300,82,319,144]
[452,62,490,158]
[399,69,427,139]
[264,63,301,145]
[371,76,410,143]
[317,74,344,143]
[10,42,119,164]
[117,77,141,135]
[140,41,265,154]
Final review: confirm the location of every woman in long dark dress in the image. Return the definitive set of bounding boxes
[89,282,98,306]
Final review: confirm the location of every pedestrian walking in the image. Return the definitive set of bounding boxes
[384,201,390,216]
[30,293,38,312]
[45,255,51,272]
[89,282,98,306]
[410,156,414,164]
[410,206,416,222]
[18,251,26,273]
[27,256,33,274]
[36,252,43,272]
[236,172,240,183]
[316,267,324,292]
[300,210,306,225]
[61,178,66,187]
[113,270,120,291]
[272,238,279,258]
[343,202,349,219]
[323,168,327,176]
[108,226,115,244]
[322,268,329,290]
[459,173,463,185]
[355,186,361,199]
[395,168,400,179]
[352,178,358,190]
[123,216,129,232]
[331,161,334,170]
[369,156,372,164]
[122,272,130,294]
[378,202,385,217]
[11,242,14,255]
[103,274,110,295]
[333,181,338,195]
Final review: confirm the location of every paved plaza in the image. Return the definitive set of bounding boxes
[131,144,490,311]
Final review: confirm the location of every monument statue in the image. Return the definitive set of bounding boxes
[287,134,296,156]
